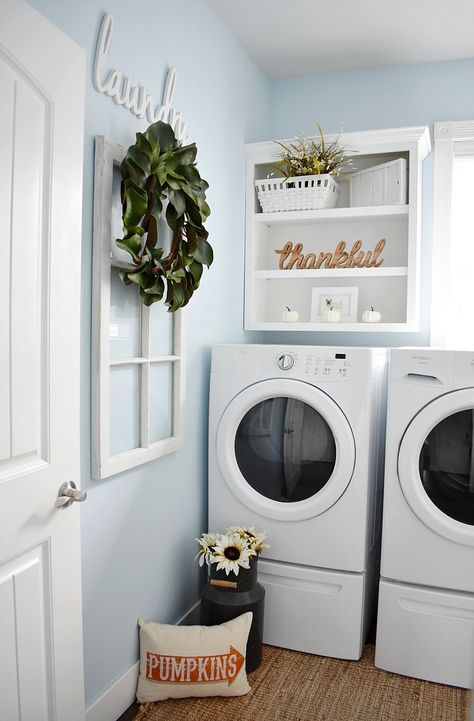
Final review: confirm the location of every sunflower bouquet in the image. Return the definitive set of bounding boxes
[196,526,269,576]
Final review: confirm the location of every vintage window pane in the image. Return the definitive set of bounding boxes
[149,302,174,357]
[109,268,141,359]
[110,165,131,266]
[149,363,173,443]
[109,365,140,454]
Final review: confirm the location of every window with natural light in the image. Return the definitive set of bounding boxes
[447,155,474,348]
[432,122,474,348]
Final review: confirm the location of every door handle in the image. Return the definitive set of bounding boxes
[56,481,88,508]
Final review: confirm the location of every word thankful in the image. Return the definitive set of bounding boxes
[146,647,245,686]
[275,239,386,270]
[94,13,188,142]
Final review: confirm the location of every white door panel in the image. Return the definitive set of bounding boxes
[0,1,86,719]
[0,60,47,470]
[0,547,51,721]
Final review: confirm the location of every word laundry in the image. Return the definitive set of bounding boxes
[275,239,386,270]
[94,14,188,141]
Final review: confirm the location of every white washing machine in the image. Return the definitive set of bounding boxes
[375,348,474,687]
[208,344,388,660]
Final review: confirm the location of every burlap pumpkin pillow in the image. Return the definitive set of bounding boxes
[136,612,252,702]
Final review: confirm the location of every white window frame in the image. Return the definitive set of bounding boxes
[91,136,185,479]
[431,120,474,346]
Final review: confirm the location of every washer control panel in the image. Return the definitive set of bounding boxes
[275,350,353,379]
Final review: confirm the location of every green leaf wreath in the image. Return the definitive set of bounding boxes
[116,121,212,310]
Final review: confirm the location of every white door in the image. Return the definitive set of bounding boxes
[0,2,86,720]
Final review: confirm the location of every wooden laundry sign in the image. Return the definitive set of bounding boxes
[94,13,189,142]
[275,239,386,270]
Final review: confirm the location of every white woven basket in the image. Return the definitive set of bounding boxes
[255,174,339,213]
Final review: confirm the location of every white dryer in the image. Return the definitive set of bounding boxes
[208,344,388,660]
[375,348,474,687]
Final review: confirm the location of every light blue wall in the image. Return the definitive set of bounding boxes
[263,58,474,347]
[28,0,269,706]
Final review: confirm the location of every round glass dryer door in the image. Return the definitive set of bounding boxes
[216,379,355,521]
[398,388,474,546]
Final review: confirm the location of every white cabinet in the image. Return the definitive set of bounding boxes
[244,126,431,332]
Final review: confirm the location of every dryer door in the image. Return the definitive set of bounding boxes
[398,388,474,546]
[216,379,355,521]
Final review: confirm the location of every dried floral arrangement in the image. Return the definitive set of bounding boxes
[196,526,269,576]
[274,124,350,179]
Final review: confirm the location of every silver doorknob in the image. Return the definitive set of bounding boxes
[56,481,87,508]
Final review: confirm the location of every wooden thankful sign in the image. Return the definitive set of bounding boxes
[275,239,386,270]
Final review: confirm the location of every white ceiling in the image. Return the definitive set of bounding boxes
[206,0,474,80]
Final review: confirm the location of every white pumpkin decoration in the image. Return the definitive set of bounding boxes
[362,306,382,323]
[326,306,341,323]
[282,306,299,323]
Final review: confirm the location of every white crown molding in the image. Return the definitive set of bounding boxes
[246,125,431,160]
[435,120,474,141]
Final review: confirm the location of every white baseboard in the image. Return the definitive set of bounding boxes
[85,660,139,721]
[85,601,201,721]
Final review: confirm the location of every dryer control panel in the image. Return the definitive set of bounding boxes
[211,344,386,382]
[276,350,353,380]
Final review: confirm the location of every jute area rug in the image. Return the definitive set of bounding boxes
[135,644,468,721]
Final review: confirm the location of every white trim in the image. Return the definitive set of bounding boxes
[431,120,474,346]
[435,121,474,142]
[255,205,409,226]
[246,126,431,161]
[85,661,139,721]
[85,601,201,721]
[254,268,408,279]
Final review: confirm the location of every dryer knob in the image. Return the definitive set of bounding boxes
[278,353,295,371]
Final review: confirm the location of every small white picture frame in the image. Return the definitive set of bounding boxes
[311,286,359,323]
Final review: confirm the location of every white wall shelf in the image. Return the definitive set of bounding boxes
[244,126,431,332]
[254,267,408,279]
[245,321,413,333]
[254,204,409,226]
